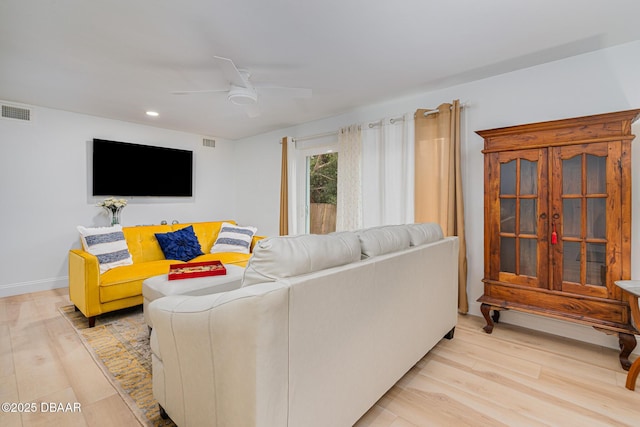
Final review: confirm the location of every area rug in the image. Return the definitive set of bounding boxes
[59,305,176,427]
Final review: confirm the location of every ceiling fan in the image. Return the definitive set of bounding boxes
[171,56,312,118]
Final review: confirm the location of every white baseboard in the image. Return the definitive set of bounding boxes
[0,276,68,298]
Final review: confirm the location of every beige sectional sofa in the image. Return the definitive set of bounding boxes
[149,223,459,427]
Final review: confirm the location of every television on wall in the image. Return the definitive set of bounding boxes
[92,139,193,197]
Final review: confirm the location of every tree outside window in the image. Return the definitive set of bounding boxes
[308,152,337,233]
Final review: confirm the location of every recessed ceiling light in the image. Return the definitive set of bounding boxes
[146,111,159,117]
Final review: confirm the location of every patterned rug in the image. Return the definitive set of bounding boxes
[59,305,176,427]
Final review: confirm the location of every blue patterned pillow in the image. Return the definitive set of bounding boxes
[155,225,204,262]
[78,225,133,274]
[211,222,257,254]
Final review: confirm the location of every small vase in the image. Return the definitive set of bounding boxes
[109,207,123,226]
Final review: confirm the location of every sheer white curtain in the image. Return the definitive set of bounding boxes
[336,125,362,231]
[361,113,414,227]
[285,136,298,235]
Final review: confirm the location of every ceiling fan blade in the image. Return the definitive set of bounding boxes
[254,84,312,99]
[244,103,261,118]
[174,57,306,118]
[214,56,248,88]
[170,89,229,95]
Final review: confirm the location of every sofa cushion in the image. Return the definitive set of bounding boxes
[183,221,228,253]
[242,231,361,287]
[407,223,444,246]
[99,259,176,303]
[191,252,253,267]
[211,222,257,254]
[123,224,173,263]
[100,259,174,286]
[78,225,133,273]
[155,225,204,262]
[99,259,176,304]
[356,225,411,259]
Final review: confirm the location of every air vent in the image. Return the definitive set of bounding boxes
[202,138,216,148]
[2,104,31,121]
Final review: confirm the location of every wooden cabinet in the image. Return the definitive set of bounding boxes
[478,109,640,370]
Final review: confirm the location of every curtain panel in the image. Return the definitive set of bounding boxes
[279,136,297,235]
[336,125,363,231]
[279,136,289,235]
[361,113,414,227]
[415,101,469,313]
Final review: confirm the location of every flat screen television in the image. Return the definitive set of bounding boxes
[92,139,193,197]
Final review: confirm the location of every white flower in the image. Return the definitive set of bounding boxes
[97,197,127,211]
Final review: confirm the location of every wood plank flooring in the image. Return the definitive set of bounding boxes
[355,315,640,427]
[1,289,638,426]
[0,289,140,427]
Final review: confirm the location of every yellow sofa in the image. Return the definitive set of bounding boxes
[69,220,262,327]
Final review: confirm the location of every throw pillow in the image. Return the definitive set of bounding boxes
[77,225,133,274]
[211,222,257,254]
[155,225,204,262]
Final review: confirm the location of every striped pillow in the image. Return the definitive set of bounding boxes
[210,222,257,254]
[77,225,133,273]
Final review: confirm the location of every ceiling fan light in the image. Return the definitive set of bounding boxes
[228,86,257,105]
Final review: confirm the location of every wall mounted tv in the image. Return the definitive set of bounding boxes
[92,139,193,197]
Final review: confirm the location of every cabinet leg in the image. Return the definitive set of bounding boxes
[619,333,637,371]
[480,303,495,334]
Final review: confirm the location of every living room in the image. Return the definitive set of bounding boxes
[2,1,640,426]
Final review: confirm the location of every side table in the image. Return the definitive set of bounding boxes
[614,280,640,390]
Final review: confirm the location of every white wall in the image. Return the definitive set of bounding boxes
[0,106,236,296]
[3,40,639,351]
[234,40,640,351]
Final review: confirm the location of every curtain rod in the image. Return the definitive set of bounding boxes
[292,130,338,143]
[293,114,405,141]
[292,104,464,141]
[368,115,405,128]
[422,104,465,116]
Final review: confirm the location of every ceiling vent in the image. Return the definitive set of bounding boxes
[2,104,32,122]
[202,138,216,148]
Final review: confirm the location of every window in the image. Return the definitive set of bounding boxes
[294,139,338,234]
[308,152,338,234]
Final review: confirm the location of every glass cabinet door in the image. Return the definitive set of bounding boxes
[551,143,618,298]
[493,149,548,287]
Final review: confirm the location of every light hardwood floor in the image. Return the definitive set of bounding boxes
[1,289,638,427]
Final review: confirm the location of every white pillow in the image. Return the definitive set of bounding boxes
[77,225,133,273]
[211,222,257,254]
